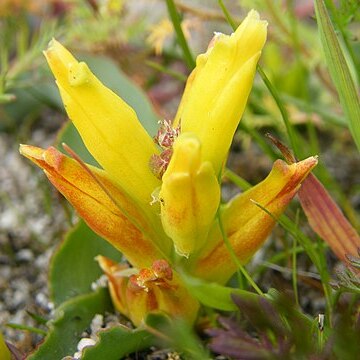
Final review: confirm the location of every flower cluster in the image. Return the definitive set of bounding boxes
[20,11,317,326]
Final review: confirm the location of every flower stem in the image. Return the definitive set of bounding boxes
[217,0,237,30]
[217,209,264,295]
[165,0,196,70]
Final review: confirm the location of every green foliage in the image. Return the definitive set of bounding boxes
[315,0,360,152]
[5,1,360,358]
[182,272,257,311]
[146,314,211,360]
[28,288,112,360]
[50,220,122,307]
[82,326,154,360]
[208,291,360,360]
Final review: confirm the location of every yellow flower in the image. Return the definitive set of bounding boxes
[20,10,317,325]
[174,10,267,176]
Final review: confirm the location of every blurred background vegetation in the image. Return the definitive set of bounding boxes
[0,0,359,357]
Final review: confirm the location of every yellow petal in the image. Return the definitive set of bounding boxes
[159,133,221,257]
[19,145,169,267]
[192,156,318,283]
[44,39,160,209]
[173,10,267,176]
[98,257,199,326]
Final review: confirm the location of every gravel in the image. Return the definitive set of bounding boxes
[0,124,68,353]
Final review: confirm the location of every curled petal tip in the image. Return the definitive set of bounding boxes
[193,155,317,283]
[19,145,47,167]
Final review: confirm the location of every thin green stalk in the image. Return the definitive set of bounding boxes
[257,65,300,157]
[217,209,264,295]
[238,122,279,161]
[218,0,237,30]
[292,211,299,307]
[224,168,251,191]
[252,200,333,322]
[6,323,47,336]
[165,0,196,70]
[146,60,187,82]
[317,313,325,352]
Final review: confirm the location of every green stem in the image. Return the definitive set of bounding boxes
[217,209,264,295]
[257,64,300,157]
[224,168,251,191]
[6,323,47,336]
[292,211,299,307]
[218,0,237,30]
[146,60,187,82]
[165,0,196,70]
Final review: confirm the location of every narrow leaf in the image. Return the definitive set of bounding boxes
[181,273,258,311]
[299,173,360,263]
[314,0,360,152]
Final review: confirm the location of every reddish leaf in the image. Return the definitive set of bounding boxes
[299,173,360,265]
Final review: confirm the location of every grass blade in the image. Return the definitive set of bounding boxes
[165,0,196,70]
[314,0,360,152]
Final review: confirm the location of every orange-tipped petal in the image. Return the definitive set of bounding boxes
[97,256,131,316]
[44,39,160,210]
[192,156,318,283]
[20,144,168,267]
[98,257,199,326]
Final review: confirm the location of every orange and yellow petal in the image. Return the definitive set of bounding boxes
[98,257,199,326]
[192,156,318,283]
[20,145,169,267]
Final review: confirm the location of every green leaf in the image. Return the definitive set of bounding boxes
[181,273,258,311]
[28,288,112,360]
[314,0,360,152]
[82,326,154,360]
[50,220,122,307]
[56,54,160,165]
[0,331,11,360]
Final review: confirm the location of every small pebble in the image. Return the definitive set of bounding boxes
[16,249,34,263]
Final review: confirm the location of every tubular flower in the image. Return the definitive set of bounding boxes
[173,9,267,176]
[97,256,199,326]
[159,133,221,257]
[20,10,317,326]
[191,157,318,284]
